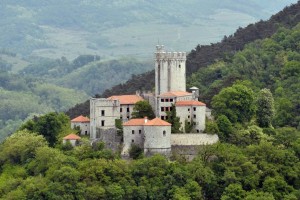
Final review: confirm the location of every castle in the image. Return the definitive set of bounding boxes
[71,45,218,156]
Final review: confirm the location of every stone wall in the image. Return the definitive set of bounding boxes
[92,128,122,152]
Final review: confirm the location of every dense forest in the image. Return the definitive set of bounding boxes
[0,1,300,200]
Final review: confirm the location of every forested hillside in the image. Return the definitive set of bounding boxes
[1,2,300,199]
[0,54,151,142]
[0,0,296,58]
[66,1,300,119]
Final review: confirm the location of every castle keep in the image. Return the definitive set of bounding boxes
[70,45,218,157]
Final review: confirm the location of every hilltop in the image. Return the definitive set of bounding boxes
[66,1,300,119]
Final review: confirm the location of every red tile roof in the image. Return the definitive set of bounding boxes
[123,117,171,126]
[71,115,90,123]
[63,134,81,140]
[123,118,146,126]
[144,118,171,126]
[159,91,192,97]
[107,95,143,104]
[175,100,206,106]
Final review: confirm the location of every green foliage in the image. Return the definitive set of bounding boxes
[212,82,256,124]
[166,104,182,133]
[20,112,70,146]
[204,120,219,134]
[131,100,155,119]
[256,88,275,128]
[129,144,144,160]
[216,115,233,141]
[184,119,193,133]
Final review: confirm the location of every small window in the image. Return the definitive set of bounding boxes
[163,130,166,136]
[165,107,169,112]
[120,116,123,119]
[132,139,134,143]
[132,130,135,134]
[194,114,196,119]
[85,131,88,135]
[161,116,165,120]
[179,64,181,68]
[127,107,130,112]
[193,107,196,111]
[161,99,165,102]
[197,129,200,133]
[165,116,169,120]
[101,120,105,126]
[101,110,105,116]
[170,98,173,102]
[120,108,123,112]
[188,115,190,118]
[161,107,164,112]
[188,122,190,125]
[166,99,169,102]
[170,107,173,111]
[127,116,130,119]
[139,130,141,134]
[188,108,190,111]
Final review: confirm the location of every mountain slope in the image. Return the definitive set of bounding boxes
[0,0,297,58]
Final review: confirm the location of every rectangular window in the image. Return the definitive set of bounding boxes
[166,99,169,102]
[161,99,165,102]
[161,116,165,120]
[170,107,173,111]
[194,114,196,119]
[193,107,196,111]
[101,110,105,116]
[120,108,122,112]
[127,107,130,112]
[161,107,164,112]
[170,98,173,102]
[101,120,105,126]
[188,115,190,118]
[165,107,169,112]
[132,130,135,134]
[139,130,141,134]
[188,108,190,111]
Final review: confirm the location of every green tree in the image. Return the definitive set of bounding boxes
[166,104,182,133]
[216,115,233,141]
[20,112,70,146]
[221,183,246,200]
[256,88,275,128]
[129,144,144,159]
[131,100,155,119]
[212,83,255,123]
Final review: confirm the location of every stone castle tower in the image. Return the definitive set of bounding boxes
[154,45,186,96]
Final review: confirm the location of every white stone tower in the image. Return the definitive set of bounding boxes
[154,45,186,96]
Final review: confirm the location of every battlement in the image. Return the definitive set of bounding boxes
[155,51,186,60]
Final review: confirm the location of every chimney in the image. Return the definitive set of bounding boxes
[144,116,148,124]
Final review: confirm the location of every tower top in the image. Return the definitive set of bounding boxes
[156,45,165,52]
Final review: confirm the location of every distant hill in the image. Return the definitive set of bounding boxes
[0,0,297,59]
[66,1,300,119]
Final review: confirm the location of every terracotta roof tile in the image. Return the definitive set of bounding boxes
[159,91,192,97]
[175,100,206,106]
[144,118,171,126]
[123,117,171,126]
[71,115,90,122]
[63,134,81,140]
[107,95,143,104]
[123,118,146,126]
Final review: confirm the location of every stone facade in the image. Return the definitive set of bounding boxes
[122,118,171,157]
[71,115,90,136]
[155,45,186,96]
[90,98,120,139]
